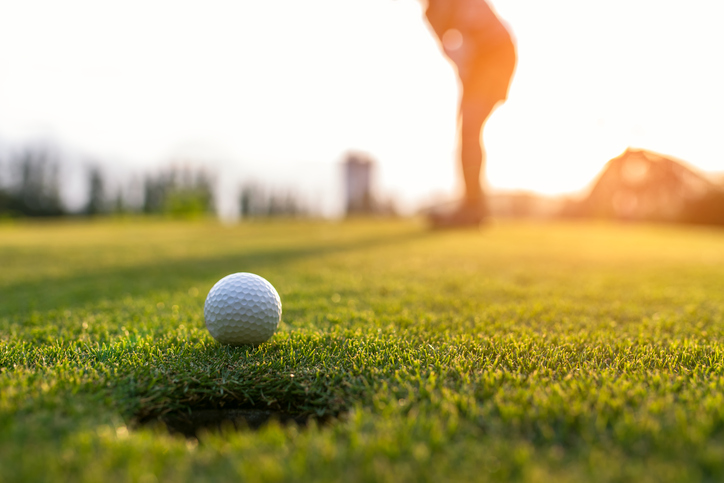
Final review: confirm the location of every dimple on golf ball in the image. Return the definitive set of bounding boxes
[204,272,282,345]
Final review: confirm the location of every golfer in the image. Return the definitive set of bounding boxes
[424,0,516,227]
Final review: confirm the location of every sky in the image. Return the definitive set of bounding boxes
[1,0,723,217]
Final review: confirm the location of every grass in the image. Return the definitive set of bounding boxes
[1,218,724,482]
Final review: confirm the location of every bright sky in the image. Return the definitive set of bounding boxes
[1,0,723,216]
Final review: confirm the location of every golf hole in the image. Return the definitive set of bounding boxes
[138,406,338,438]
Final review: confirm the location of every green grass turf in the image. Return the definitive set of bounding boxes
[2,218,724,482]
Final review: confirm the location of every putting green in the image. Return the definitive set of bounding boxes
[1,218,724,482]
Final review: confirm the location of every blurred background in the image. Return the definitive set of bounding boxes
[1,0,723,223]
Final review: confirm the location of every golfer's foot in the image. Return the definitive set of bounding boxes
[427,199,488,229]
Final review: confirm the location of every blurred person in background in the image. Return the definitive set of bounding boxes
[424,0,516,227]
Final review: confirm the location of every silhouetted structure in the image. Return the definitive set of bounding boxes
[679,189,724,225]
[343,153,375,215]
[564,148,724,224]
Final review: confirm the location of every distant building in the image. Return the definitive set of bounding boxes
[564,148,718,222]
[343,153,375,215]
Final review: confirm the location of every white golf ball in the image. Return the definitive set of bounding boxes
[204,272,282,345]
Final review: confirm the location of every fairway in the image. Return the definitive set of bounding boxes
[2,219,724,482]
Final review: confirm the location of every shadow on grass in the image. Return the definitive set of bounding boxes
[1,228,427,319]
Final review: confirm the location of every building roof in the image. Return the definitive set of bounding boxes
[579,148,716,220]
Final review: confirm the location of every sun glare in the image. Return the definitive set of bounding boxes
[0,0,722,214]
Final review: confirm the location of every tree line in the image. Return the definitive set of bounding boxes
[0,142,308,219]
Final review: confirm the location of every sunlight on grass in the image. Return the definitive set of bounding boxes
[1,219,723,481]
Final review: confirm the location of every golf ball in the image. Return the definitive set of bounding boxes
[204,272,282,345]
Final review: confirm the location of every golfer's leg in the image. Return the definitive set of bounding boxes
[459,96,495,207]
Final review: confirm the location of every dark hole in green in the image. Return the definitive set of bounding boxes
[138,407,337,438]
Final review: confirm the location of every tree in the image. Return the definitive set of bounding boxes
[84,165,107,216]
[142,165,215,218]
[1,144,65,217]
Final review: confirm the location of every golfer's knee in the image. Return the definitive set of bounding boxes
[461,110,491,135]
